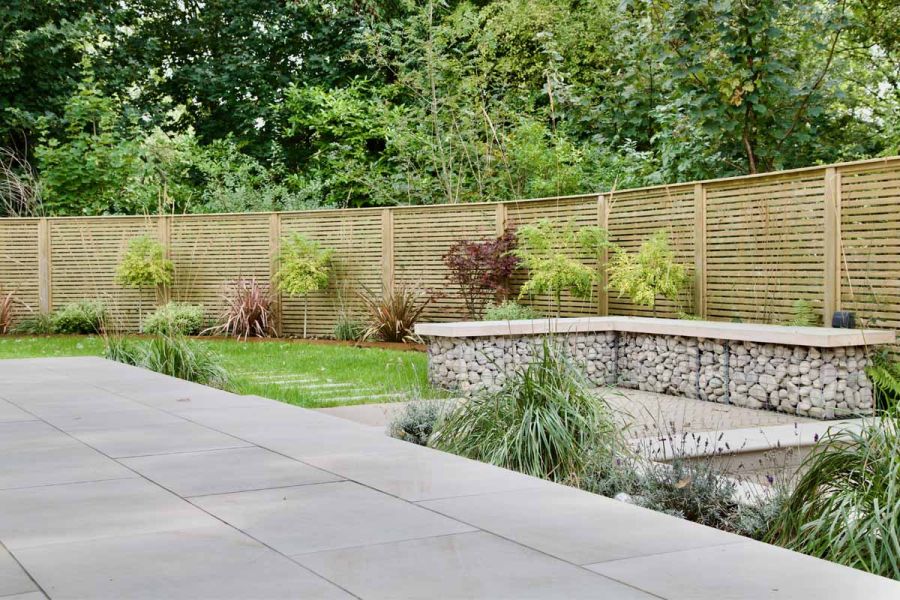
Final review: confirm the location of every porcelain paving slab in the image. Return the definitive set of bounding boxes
[1,357,898,599]
[419,484,745,565]
[0,478,219,550]
[0,421,135,490]
[587,540,900,599]
[297,531,654,599]
[192,480,476,555]
[12,524,350,600]
[303,445,552,502]
[0,400,35,423]
[0,546,37,597]
[121,447,344,497]
[69,421,253,458]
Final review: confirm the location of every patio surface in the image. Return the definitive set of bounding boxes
[1,357,897,599]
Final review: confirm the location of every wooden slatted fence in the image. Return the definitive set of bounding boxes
[0,156,898,337]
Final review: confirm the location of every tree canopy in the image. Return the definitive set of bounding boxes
[2,0,898,216]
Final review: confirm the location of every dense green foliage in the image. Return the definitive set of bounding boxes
[606,230,691,313]
[3,0,898,216]
[142,302,205,336]
[767,412,900,579]
[50,301,108,334]
[433,341,619,482]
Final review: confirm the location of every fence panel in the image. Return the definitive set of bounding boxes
[506,195,602,317]
[705,171,827,324]
[49,217,159,330]
[391,204,497,322]
[279,209,383,337]
[169,214,272,327]
[1,156,899,338]
[0,219,40,323]
[839,159,900,332]
[606,185,695,318]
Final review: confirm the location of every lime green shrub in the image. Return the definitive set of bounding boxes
[51,301,108,334]
[275,233,334,337]
[607,230,691,315]
[143,302,205,336]
[512,220,609,317]
[116,235,173,291]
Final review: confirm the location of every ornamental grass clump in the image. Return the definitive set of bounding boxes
[275,233,333,338]
[433,340,619,482]
[359,285,432,343]
[0,291,13,334]
[766,412,900,579]
[206,278,275,340]
[104,333,227,387]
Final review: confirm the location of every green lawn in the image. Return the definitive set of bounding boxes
[0,335,428,408]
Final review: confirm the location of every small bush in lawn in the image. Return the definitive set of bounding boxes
[206,278,275,340]
[333,315,366,341]
[143,302,205,336]
[433,340,619,482]
[11,313,53,334]
[0,291,13,334]
[51,301,108,334]
[483,301,539,321]
[388,400,447,446]
[767,412,900,579]
[359,285,432,343]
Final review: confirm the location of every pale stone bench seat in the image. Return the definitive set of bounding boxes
[415,317,896,419]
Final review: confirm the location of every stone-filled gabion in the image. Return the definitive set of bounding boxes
[425,332,875,419]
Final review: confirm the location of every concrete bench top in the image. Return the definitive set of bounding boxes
[415,316,896,347]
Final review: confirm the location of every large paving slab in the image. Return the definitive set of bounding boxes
[0,356,898,599]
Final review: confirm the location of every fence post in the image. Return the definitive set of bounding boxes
[269,213,283,335]
[693,183,707,318]
[381,208,394,293]
[597,194,609,316]
[495,202,507,235]
[823,167,841,321]
[38,217,52,314]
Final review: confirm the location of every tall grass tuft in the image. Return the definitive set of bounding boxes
[359,285,432,343]
[142,335,228,387]
[105,334,227,387]
[767,412,900,579]
[0,291,13,334]
[433,340,619,482]
[206,278,275,340]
